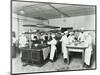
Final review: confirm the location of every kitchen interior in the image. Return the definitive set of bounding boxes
[12,1,96,74]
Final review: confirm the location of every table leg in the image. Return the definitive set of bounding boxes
[82,49,85,66]
[67,48,69,65]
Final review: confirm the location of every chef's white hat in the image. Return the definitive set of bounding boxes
[51,34,55,38]
[69,32,74,35]
[64,31,68,34]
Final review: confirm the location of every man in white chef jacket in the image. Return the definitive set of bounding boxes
[60,31,69,64]
[68,32,75,44]
[83,32,93,68]
[78,28,86,42]
[47,34,57,62]
[19,34,28,48]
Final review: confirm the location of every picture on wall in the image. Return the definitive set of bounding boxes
[11,0,96,74]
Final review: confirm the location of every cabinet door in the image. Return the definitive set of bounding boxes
[22,50,31,60]
[31,51,41,61]
[31,50,44,66]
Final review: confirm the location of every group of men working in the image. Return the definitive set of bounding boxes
[13,28,93,68]
[47,30,93,68]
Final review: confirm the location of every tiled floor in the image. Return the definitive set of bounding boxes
[12,52,96,74]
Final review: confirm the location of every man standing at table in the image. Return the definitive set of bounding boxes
[47,34,57,62]
[60,31,69,64]
[83,32,93,68]
[78,28,86,42]
[68,31,75,44]
[19,33,28,66]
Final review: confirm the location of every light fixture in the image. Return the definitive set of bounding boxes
[20,10,25,14]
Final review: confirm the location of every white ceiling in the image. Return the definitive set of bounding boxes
[12,1,95,20]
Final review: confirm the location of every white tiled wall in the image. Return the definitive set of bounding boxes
[46,14,95,30]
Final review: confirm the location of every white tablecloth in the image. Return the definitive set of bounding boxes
[42,47,50,60]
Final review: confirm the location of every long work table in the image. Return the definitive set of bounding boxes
[66,42,88,66]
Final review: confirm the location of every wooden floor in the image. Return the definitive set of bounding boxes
[12,52,96,74]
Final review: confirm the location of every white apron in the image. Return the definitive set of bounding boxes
[62,43,68,59]
[84,47,92,65]
[60,35,69,59]
[84,35,93,65]
[50,45,57,60]
[48,39,57,60]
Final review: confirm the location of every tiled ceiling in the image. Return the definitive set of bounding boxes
[12,1,95,20]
